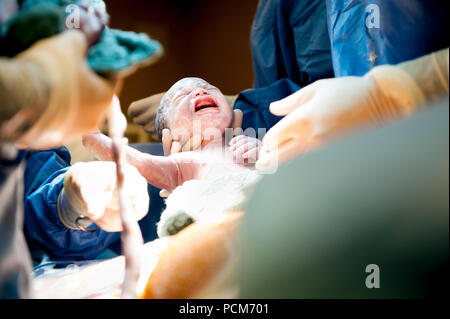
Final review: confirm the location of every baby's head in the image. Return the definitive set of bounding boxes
[155,77,233,145]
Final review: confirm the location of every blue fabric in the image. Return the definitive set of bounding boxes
[22,145,166,262]
[23,148,119,261]
[251,0,334,89]
[236,0,448,132]
[326,0,449,77]
[236,0,334,131]
[236,79,300,132]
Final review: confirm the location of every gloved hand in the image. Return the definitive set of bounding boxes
[256,48,449,169]
[12,29,116,150]
[0,2,115,149]
[128,92,166,140]
[59,161,149,232]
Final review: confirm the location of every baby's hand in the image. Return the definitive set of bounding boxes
[229,135,262,166]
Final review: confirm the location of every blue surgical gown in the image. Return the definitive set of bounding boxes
[235,0,334,131]
[23,148,120,261]
[236,0,449,132]
[326,0,449,77]
[22,145,165,262]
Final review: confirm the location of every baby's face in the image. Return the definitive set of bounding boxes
[165,78,233,144]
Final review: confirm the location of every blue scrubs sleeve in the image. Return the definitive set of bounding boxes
[326,0,449,77]
[251,0,334,88]
[235,78,300,132]
[23,148,119,261]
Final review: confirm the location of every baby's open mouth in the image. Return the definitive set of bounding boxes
[194,96,219,112]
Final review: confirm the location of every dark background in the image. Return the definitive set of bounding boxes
[106,0,258,121]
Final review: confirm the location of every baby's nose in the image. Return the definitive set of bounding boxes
[192,88,209,97]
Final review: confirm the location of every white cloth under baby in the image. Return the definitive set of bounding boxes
[157,165,261,237]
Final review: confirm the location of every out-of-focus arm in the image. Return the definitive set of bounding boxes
[395,47,449,104]
[0,58,51,141]
[0,30,114,149]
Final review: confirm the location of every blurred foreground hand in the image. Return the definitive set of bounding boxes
[257,48,449,169]
[60,161,149,232]
[0,3,115,149]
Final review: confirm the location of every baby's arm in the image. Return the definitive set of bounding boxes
[82,132,194,191]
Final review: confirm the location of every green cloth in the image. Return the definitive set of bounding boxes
[0,2,65,57]
[87,28,161,78]
[0,0,162,78]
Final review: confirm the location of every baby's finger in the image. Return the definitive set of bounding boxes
[159,189,171,198]
[162,129,173,156]
[229,135,251,151]
[229,134,246,146]
[231,109,243,129]
[234,141,258,163]
[242,147,259,163]
[170,141,182,154]
[181,135,202,152]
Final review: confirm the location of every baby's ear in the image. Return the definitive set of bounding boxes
[231,109,243,129]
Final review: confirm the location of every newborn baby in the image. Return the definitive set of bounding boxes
[155,77,262,163]
[83,77,263,237]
